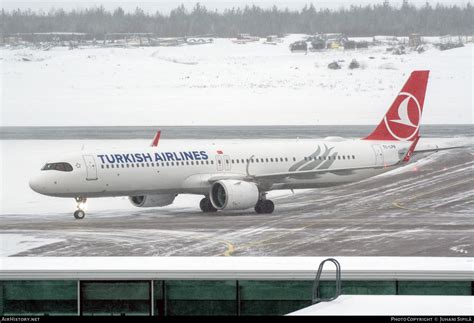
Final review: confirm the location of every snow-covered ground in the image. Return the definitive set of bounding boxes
[0,234,63,257]
[289,295,474,315]
[1,35,472,126]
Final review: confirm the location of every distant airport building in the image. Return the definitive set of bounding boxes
[408,33,423,47]
[4,32,88,44]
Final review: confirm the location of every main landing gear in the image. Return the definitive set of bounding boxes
[200,197,218,213]
[198,195,274,214]
[254,192,274,214]
[254,199,274,214]
[73,197,87,220]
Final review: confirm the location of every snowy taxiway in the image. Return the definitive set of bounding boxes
[1,36,472,126]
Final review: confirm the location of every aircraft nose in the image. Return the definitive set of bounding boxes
[29,175,44,194]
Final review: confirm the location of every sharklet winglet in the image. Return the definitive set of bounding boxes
[151,130,161,147]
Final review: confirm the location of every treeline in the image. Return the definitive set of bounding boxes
[2,1,473,38]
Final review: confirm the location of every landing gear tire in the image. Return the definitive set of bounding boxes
[255,200,263,213]
[200,197,218,213]
[73,210,85,219]
[74,197,87,220]
[255,200,274,214]
[263,200,275,214]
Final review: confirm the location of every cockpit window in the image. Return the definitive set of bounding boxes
[41,162,73,172]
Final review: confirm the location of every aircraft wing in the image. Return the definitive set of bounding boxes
[206,140,473,184]
[206,173,248,183]
[248,164,395,182]
[413,145,469,154]
[207,163,399,184]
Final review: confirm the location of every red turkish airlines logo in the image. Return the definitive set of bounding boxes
[384,92,421,141]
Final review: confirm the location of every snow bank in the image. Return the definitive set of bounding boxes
[1,37,472,126]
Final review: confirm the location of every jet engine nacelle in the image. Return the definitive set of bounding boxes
[129,194,176,207]
[210,180,259,210]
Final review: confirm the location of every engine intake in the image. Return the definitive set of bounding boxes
[129,194,176,207]
[210,180,259,210]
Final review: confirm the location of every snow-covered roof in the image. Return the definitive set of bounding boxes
[0,257,472,280]
[289,295,474,315]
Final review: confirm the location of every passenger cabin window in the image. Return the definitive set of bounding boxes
[41,162,74,172]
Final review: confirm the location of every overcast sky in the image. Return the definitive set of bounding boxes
[2,0,472,13]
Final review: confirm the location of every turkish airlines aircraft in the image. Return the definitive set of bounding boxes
[29,70,453,219]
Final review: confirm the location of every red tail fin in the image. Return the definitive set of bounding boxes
[364,70,430,141]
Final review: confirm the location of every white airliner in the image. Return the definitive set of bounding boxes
[29,70,455,219]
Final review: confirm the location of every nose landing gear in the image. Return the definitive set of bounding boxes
[74,197,87,219]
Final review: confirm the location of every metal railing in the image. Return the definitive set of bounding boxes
[312,258,342,304]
